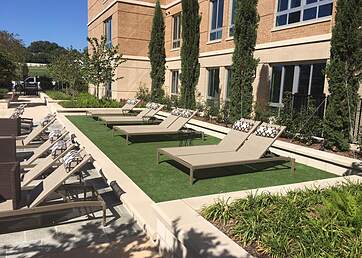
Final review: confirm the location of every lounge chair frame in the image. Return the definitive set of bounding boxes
[157,150,295,184]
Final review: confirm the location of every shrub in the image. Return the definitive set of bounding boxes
[202,182,362,257]
[45,90,73,100]
[135,85,151,103]
[60,93,123,108]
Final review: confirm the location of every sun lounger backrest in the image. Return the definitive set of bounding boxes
[122,99,140,111]
[28,151,92,208]
[22,117,56,146]
[159,114,180,128]
[235,123,285,159]
[144,104,164,118]
[168,110,197,131]
[136,108,151,118]
[219,120,261,151]
[25,130,69,165]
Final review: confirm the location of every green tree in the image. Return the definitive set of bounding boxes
[48,49,85,95]
[0,31,27,83]
[83,37,126,98]
[324,0,362,151]
[230,0,259,120]
[148,0,166,101]
[26,41,66,64]
[180,0,201,109]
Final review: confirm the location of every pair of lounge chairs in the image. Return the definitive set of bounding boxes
[98,102,165,126]
[157,119,295,184]
[86,98,141,118]
[112,108,198,144]
[21,128,70,167]
[0,148,106,225]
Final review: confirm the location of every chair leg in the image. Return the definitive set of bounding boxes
[102,203,106,226]
[190,169,194,185]
[291,158,296,173]
[126,134,129,145]
[157,151,160,164]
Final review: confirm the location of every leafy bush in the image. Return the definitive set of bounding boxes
[60,93,123,108]
[0,88,8,99]
[45,90,72,100]
[202,182,362,257]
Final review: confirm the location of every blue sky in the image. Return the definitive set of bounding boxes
[0,0,87,50]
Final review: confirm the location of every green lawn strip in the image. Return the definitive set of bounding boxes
[68,116,337,202]
[202,183,362,257]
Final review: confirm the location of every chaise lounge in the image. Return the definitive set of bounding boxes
[99,102,164,126]
[86,98,140,118]
[113,108,197,144]
[157,123,295,184]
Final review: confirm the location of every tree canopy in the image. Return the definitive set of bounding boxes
[26,41,66,64]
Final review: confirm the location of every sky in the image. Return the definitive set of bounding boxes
[0,0,88,50]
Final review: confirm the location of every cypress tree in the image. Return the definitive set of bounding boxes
[180,0,201,109]
[324,0,361,151]
[148,0,166,101]
[230,0,259,120]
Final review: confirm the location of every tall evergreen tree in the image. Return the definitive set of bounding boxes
[230,0,259,120]
[148,0,166,101]
[180,0,201,109]
[324,0,362,151]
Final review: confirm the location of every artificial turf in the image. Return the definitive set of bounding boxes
[68,116,338,202]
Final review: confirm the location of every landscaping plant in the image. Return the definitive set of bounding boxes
[202,182,362,257]
[324,0,362,151]
[83,36,126,98]
[48,49,85,96]
[180,0,201,109]
[59,93,123,108]
[230,0,259,121]
[148,0,166,102]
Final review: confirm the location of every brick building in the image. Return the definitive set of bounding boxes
[88,0,344,115]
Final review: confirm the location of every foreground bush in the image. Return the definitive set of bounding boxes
[202,182,362,257]
[45,90,73,100]
[60,93,123,108]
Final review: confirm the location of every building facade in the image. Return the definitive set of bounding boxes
[88,0,339,111]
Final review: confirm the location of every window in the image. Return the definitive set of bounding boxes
[104,17,112,48]
[226,67,232,99]
[229,0,236,36]
[275,0,333,27]
[208,68,220,98]
[210,0,224,40]
[172,14,181,49]
[171,70,179,95]
[269,62,326,106]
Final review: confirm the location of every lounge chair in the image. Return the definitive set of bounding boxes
[157,123,295,184]
[21,128,69,167]
[0,150,106,225]
[21,139,76,187]
[157,119,261,157]
[16,113,57,147]
[113,108,197,144]
[86,98,140,118]
[99,103,164,126]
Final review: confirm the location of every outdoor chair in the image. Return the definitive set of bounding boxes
[0,150,106,225]
[157,123,295,184]
[157,119,261,157]
[16,113,57,147]
[21,139,77,187]
[113,108,198,144]
[86,98,140,118]
[21,128,69,168]
[98,102,164,126]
